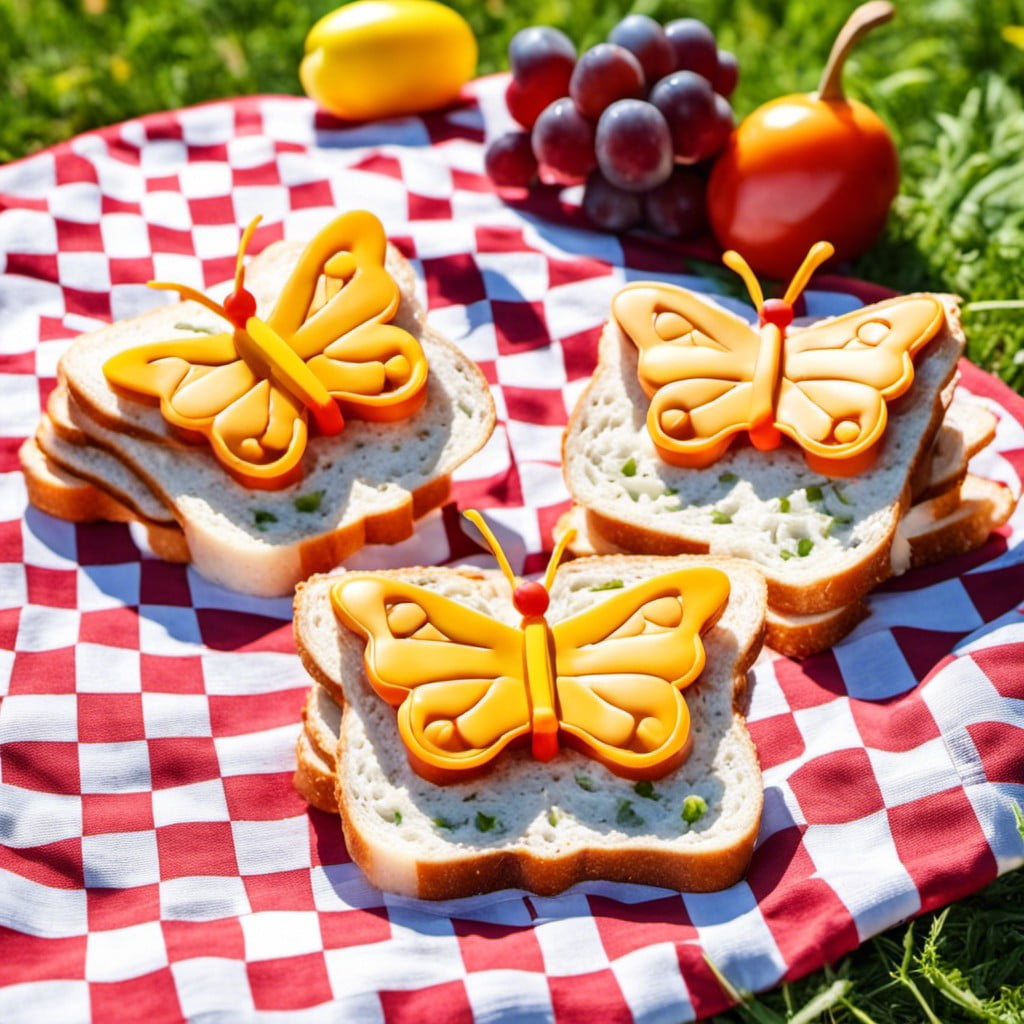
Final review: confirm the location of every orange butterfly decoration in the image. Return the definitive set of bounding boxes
[614,241,946,476]
[103,210,428,489]
[331,511,731,784]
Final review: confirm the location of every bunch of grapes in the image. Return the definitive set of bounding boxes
[484,15,738,239]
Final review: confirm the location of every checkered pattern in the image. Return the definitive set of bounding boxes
[1,76,1022,1023]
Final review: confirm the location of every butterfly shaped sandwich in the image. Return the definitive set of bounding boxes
[293,511,768,899]
[561,242,1016,656]
[21,211,495,596]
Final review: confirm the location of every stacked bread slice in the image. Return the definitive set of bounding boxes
[20,234,495,597]
[562,292,1016,657]
[292,555,768,900]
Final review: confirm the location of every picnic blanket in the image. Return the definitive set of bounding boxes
[1,76,1022,1023]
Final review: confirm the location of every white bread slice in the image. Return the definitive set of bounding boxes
[911,395,997,504]
[19,433,190,564]
[295,684,345,814]
[30,382,190,560]
[766,473,1011,659]
[302,677,344,766]
[559,386,992,566]
[45,379,101,448]
[779,475,1014,656]
[562,294,965,616]
[294,721,341,815]
[899,473,1015,570]
[20,432,141,527]
[557,505,866,657]
[764,602,870,660]
[292,556,767,899]
[48,238,495,596]
[558,469,1014,659]
[36,403,176,528]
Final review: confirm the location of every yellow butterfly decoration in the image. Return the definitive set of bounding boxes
[614,241,946,476]
[331,511,731,784]
[103,210,428,489]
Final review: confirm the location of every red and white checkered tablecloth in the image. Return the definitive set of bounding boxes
[1,76,1022,1023]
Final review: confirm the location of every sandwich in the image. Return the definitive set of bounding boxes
[560,242,1016,656]
[20,210,496,596]
[291,511,768,899]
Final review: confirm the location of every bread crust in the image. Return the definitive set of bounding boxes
[579,507,898,616]
[293,733,339,814]
[20,434,139,526]
[765,601,870,659]
[905,474,1015,569]
[20,433,191,563]
[911,397,997,503]
[406,815,762,899]
[35,411,174,524]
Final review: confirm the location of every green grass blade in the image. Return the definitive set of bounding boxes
[787,978,853,1024]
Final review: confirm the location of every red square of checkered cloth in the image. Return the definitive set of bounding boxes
[0,78,1022,1024]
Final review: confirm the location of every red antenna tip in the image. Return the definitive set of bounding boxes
[223,287,257,329]
[513,580,549,617]
[759,298,794,329]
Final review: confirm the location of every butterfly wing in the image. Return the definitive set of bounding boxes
[331,575,530,781]
[776,295,946,466]
[613,284,761,466]
[103,331,309,483]
[550,567,731,779]
[104,331,246,430]
[267,210,428,422]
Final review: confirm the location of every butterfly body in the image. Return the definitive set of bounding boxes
[522,615,559,762]
[331,563,730,784]
[232,317,344,437]
[615,280,946,476]
[102,210,429,489]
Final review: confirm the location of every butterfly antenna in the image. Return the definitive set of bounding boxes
[722,250,764,310]
[234,216,262,293]
[543,526,576,592]
[462,510,518,591]
[783,241,835,305]
[147,280,228,318]
[145,216,265,329]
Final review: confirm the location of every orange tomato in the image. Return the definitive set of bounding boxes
[706,1,899,280]
[706,92,898,280]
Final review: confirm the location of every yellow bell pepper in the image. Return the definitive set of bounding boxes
[300,0,478,121]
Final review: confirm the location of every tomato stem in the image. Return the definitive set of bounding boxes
[817,0,894,102]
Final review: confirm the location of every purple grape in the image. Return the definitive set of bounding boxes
[644,168,707,238]
[582,170,644,231]
[484,131,539,188]
[607,14,674,86]
[648,71,716,164]
[531,97,597,184]
[508,26,577,87]
[713,50,739,98]
[569,43,645,121]
[505,27,576,129]
[594,99,673,193]
[698,93,735,161]
[506,78,556,130]
[664,18,719,82]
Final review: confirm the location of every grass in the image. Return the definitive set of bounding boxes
[1,1,1023,1020]
[707,866,1024,1024]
